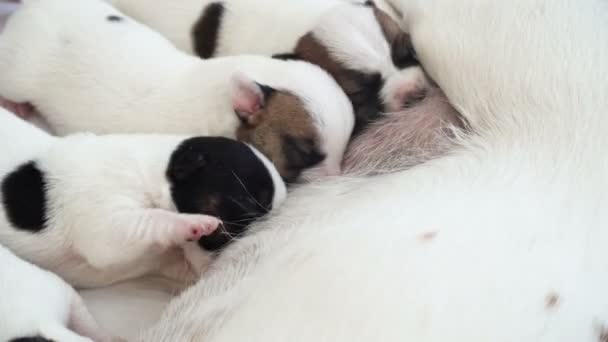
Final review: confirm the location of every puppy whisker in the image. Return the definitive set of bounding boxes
[231,170,270,212]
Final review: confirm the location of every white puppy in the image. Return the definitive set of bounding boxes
[0,0,354,181]
[0,244,120,342]
[0,108,286,289]
[138,0,608,341]
[107,0,430,133]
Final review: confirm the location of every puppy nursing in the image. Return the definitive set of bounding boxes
[0,0,354,181]
[105,0,464,174]
[0,0,484,340]
[342,86,463,175]
[0,107,286,288]
[109,0,433,132]
[138,0,608,340]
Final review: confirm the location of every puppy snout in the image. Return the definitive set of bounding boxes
[382,68,430,112]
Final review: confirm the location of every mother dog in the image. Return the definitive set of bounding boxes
[140,0,608,341]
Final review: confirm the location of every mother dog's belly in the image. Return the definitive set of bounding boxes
[195,146,608,342]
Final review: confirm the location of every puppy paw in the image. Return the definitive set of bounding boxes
[174,214,221,244]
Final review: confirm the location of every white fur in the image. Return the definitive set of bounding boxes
[138,0,608,341]
[248,146,287,210]
[0,108,213,288]
[79,277,174,341]
[310,3,429,111]
[0,109,287,290]
[0,244,120,342]
[108,0,340,55]
[108,0,427,114]
[0,0,354,177]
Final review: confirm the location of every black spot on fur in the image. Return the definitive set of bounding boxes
[167,137,275,251]
[272,52,302,61]
[10,337,54,342]
[106,15,123,22]
[363,0,376,7]
[192,2,225,59]
[344,71,384,134]
[1,162,47,232]
[257,83,276,99]
[282,135,327,176]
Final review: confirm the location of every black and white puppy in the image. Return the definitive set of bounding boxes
[107,0,429,133]
[0,0,354,181]
[0,108,286,289]
[0,244,123,342]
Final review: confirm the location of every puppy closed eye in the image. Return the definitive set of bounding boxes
[391,35,418,69]
[282,135,326,172]
[344,72,383,103]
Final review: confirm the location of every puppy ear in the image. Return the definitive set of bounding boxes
[373,6,403,43]
[230,72,275,126]
[169,150,207,181]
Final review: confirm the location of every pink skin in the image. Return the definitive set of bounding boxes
[0,97,35,119]
[384,73,430,113]
[171,214,221,244]
[230,73,265,124]
[343,86,464,176]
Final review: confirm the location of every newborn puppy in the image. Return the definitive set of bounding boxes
[108,0,429,133]
[0,0,354,181]
[0,244,122,342]
[0,108,286,289]
[292,2,428,133]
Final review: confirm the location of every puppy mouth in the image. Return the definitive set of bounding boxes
[195,194,269,251]
[197,214,259,251]
[401,88,428,108]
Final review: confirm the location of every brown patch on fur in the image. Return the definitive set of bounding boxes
[419,231,439,242]
[372,7,417,69]
[294,33,384,133]
[544,292,560,310]
[295,34,346,85]
[373,7,403,43]
[236,91,322,181]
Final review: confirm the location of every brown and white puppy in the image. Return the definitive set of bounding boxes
[288,1,431,133]
[107,0,431,133]
[0,0,354,182]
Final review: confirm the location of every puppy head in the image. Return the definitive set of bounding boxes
[291,2,428,134]
[167,136,286,251]
[231,70,354,182]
